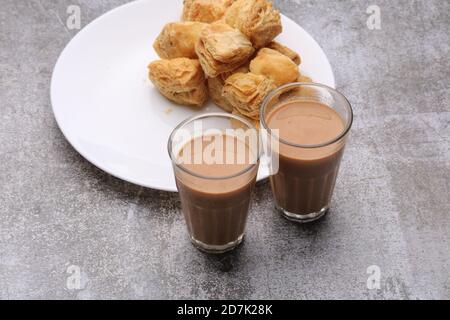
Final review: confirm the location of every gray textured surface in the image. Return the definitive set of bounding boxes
[0,0,449,300]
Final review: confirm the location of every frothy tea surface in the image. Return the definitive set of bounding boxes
[267,101,345,146]
[178,133,256,178]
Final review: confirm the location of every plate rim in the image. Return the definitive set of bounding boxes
[50,0,335,192]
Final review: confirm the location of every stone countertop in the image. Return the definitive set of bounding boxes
[0,0,449,299]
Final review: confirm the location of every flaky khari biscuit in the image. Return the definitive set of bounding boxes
[195,23,254,77]
[207,77,234,112]
[182,0,234,23]
[207,64,250,112]
[222,72,275,120]
[297,74,313,83]
[296,74,316,96]
[218,62,250,83]
[250,48,299,87]
[153,22,207,59]
[279,74,315,100]
[160,87,208,107]
[231,110,261,129]
[267,41,301,65]
[223,0,235,8]
[224,0,282,49]
[148,58,207,107]
[148,58,204,91]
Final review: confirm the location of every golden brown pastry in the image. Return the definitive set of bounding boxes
[195,22,255,77]
[207,64,250,112]
[222,72,276,120]
[231,110,261,129]
[267,41,301,65]
[153,22,207,59]
[148,58,207,107]
[219,62,251,82]
[250,48,299,87]
[296,74,316,97]
[279,74,315,100]
[182,0,234,23]
[207,77,234,112]
[223,0,235,7]
[224,0,282,48]
[297,74,313,83]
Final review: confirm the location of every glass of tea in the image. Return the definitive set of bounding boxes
[168,113,260,253]
[260,83,353,223]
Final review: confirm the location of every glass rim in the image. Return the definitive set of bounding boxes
[260,82,354,149]
[167,112,261,181]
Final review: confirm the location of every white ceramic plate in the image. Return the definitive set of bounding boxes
[51,0,335,192]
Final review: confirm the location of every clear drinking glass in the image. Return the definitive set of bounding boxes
[168,113,260,253]
[260,83,353,223]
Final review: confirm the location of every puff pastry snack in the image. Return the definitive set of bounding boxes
[195,22,255,77]
[182,0,234,23]
[250,48,299,87]
[297,74,312,83]
[207,64,250,112]
[153,22,207,59]
[222,72,276,120]
[148,58,207,107]
[267,41,301,65]
[207,77,234,112]
[279,74,315,100]
[224,0,282,49]
[231,110,260,130]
